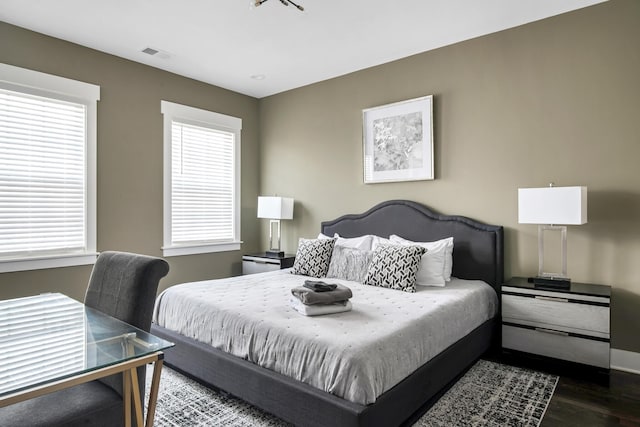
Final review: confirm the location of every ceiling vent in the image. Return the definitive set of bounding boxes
[141,47,171,59]
[142,47,159,55]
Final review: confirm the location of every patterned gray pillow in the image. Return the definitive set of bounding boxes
[363,244,426,293]
[291,238,336,278]
[326,246,374,283]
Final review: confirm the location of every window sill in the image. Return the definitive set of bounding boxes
[0,253,98,273]
[162,242,242,257]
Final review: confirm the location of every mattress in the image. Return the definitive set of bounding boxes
[153,269,498,405]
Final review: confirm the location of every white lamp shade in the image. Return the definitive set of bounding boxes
[257,196,294,220]
[518,186,587,225]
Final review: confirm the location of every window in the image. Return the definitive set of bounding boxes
[161,101,241,256]
[0,63,99,273]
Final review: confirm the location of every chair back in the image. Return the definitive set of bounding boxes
[84,251,170,397]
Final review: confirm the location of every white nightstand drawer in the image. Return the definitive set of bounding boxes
[242,254,295,275]
[502,324,610,369]
[502,293,609,336]
[242,260,281,275]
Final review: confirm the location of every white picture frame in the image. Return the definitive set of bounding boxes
[363,95,434,184]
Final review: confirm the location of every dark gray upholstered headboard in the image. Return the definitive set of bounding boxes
[321,200,504,288]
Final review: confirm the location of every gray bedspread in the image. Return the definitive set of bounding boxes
[153,269,497,405]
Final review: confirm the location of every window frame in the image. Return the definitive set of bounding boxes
[161,100,242,257]
[0,63,99,273]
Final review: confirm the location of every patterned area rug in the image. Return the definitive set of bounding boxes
[145,359,558,427]
[415,360,558,427]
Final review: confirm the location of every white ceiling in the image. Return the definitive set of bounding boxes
[0,0,606,99]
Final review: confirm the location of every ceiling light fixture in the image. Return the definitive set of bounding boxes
[254,0,304,12]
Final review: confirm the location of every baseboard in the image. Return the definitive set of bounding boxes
[610,348,640,375]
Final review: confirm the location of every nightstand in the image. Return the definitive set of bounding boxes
[501,277,611,369]
[242,253,295,275]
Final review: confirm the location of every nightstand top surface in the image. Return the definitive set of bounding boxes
[503,276,610,298]
[244,253,295,260]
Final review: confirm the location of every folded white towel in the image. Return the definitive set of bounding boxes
[289,297,352,316]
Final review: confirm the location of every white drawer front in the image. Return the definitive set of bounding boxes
[502,294,609,335]
[243,256,280,265]
[502,325,610,368]
[502,286,609,304]
[242,260,280,275]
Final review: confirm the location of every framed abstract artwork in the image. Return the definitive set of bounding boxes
[363,95,434,183]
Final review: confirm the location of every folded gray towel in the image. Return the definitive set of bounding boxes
[291,283,353,305]
[303,280,337,292]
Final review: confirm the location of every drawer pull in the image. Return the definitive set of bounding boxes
[534,295,569,303]
[252,260,269,264]
[535,327,569,337]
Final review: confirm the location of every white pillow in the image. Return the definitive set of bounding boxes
[389,235,454,286]
[317,233,374,250]
[370,235,391,251]
[333,234,373,251]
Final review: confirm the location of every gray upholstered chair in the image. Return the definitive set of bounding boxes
[0,251,170,427]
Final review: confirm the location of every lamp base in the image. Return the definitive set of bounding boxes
[265,250,285,258]
[528,276,571,289]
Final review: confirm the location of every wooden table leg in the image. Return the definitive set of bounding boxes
[145,358,164,427]
[130,366,144,427]
[123,369,132,427]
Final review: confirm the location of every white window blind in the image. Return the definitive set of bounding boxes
[0,63,99,272]
[0,90,86,256]
[171,121,234,243]
[161,101,241,256]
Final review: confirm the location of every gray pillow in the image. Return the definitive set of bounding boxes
[326,246,374,283]
[363,244,426,293]
[291,237,336,278]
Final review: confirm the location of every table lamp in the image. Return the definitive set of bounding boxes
[518,184,587,288]
[257,196,294,258]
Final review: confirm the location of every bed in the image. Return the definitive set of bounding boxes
[151,200,504,427]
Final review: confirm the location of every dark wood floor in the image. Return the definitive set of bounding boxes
[543,369,640,427]
[497,353,640,426]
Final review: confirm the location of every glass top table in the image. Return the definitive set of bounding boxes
[0,292,173,425]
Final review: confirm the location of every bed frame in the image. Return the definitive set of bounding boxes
[151,200,504,427]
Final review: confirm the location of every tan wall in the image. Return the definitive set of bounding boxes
[0,22,261,300]
[258,0,640,352]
